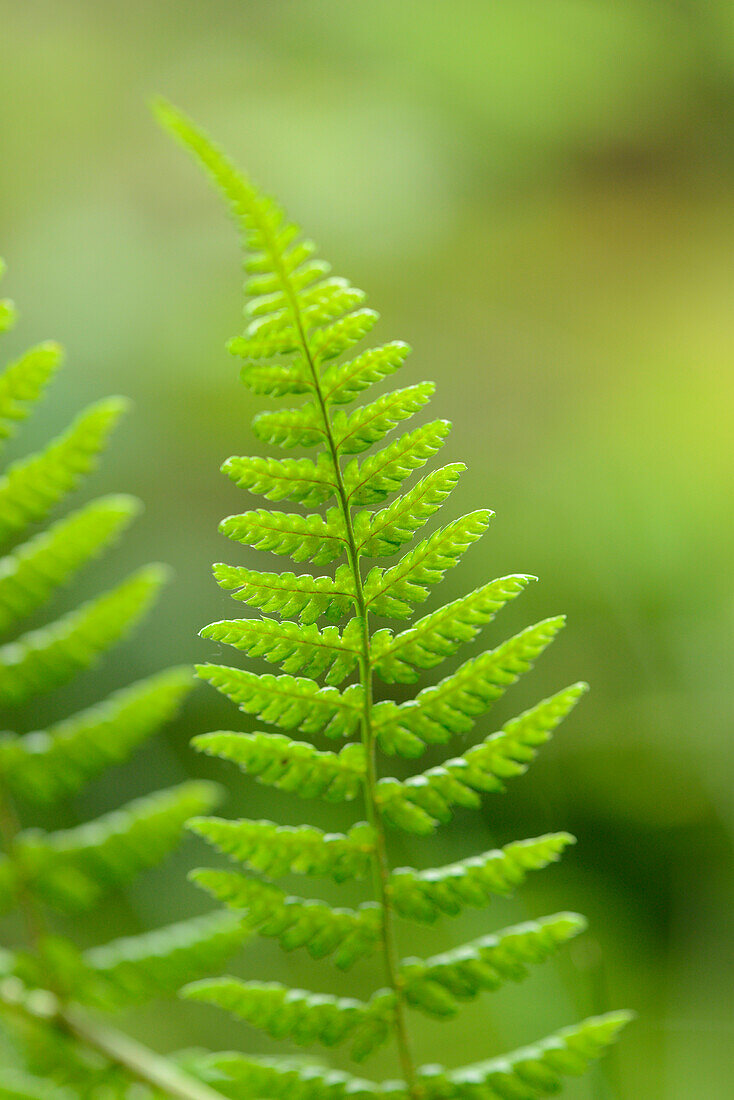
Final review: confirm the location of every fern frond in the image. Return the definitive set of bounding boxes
[373,617,566,756]
[376,685,588,832]
[78,911,248,1009]
[159,102,630,1096]
[374,575,533,684]
[213,563,356,624]
[389,834,576,923]
[400,913,586,1018]
[0,667,194,804]
[190,869,381,969]
[15,782,219,911]
[221,454,336,507]
[191,732,366,801]
[219,508,346,565]
[183,977,393,1059]
[0,342,61,450]
[0,495,140,637]
[188,818,374,882]
[0,565,168,708]
[364,512,492,619]
[416,1011,634,1098]
[0,397,128,547]
[196,664,363,738]
[200,617,362,685]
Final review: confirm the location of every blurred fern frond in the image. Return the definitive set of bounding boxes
[0,260,239,1099]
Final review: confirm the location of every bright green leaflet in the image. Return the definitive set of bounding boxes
[157,102,633,1100]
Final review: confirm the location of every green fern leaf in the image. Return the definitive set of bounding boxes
[221,453,336,507]
[219,508,346,565]
[190,869,381,969]
[373,617,566,755]
[212,563,356,624]
[417,1011,634,1098]
[353,464,464,558]
[374,575,532,684]
[196,664,363,738]
[237,359,311,399]
[200,616,362,684]
[78,911,248,1009]
[376,684,588,831]
[190,1053,395,1100]
[251,404,323,449]
[343,420,451,507]
[0,342,61,449]
[0,495,140,637]
[321,342,411,406]
[0,666,194,805]
[14,781,219,912]
[191,732,366,801]
[389,834,576,922]
[183,977,393,1059]
[0,397,128,547]
[0,565,168,708]
[364,511,492,619]
[330,384,434,456]
[310,309,380,363]
[188,817,374,881]
[401,913,586,1018]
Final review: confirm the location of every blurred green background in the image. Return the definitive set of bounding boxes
[0,1,732,1096]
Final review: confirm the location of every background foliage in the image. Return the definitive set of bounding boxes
[0,2,731,1097]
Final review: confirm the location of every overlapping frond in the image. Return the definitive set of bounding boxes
[158,102,630,1097]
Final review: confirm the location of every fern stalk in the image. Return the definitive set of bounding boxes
[257,199,418,1083]
[297,286,417,1088]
